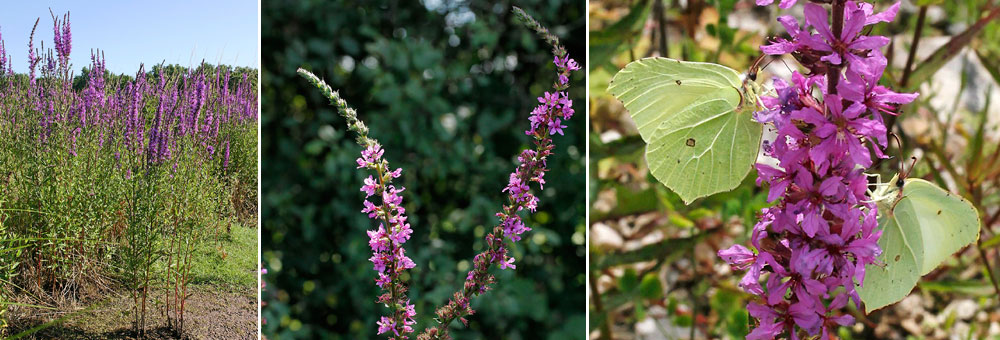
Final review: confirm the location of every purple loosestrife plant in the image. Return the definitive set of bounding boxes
[298,7,577,340]
[0,28,6,76]
[49,10,70,75]
[297,69,417,339]
[418,8,578,340]
[717,0,917,338]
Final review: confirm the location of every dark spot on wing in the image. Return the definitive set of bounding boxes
[676,159,680,164]
[894,255,900,262]
[676,80,682,86]
[686,138,696,147]
[936,210,941,215]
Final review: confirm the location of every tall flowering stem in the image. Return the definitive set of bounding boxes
[417,7,579,340]
[297,69,417,339]
[718,0,917,338]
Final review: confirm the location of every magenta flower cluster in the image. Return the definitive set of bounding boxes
[500,58,578,263]
[717,1,917,338]
[359,143,417,337]
[0,29,9,75]
[50,11,71,72]
[297,68,421,338]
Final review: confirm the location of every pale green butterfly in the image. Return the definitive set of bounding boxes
[856,169,981,313]
[608,56,765,204]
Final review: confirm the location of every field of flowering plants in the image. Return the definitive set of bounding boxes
[589,0,1000,338]
[0,11,258,339]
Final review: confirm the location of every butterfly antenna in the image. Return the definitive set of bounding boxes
[889,132,903,170]
[779,58,794,74]
[761,57,777,74]
[751,52,767,70]
[902,156,918,180]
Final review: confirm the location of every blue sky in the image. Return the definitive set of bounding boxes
[0,0,258,75]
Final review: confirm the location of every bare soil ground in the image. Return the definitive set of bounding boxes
[7,284,256,339]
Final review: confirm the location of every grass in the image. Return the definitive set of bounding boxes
[190,222,258,290]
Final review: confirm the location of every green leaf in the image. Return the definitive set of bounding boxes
[913,0,944,6]
[608,57,762,204]
[638,273,664,300]
[590,0,652,71]
[857,177,981,312]
[619,268,640,293]
[634,300,647,321]
[981,233,1000,249]
[668,214,695,228]
[919,280,998,296]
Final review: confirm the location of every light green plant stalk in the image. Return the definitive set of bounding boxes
[295,69,372,147]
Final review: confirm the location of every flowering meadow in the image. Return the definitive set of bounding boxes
[0,11,258,338]
[590,0,1000,338]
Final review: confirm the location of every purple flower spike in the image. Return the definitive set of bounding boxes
[723,0,919,337]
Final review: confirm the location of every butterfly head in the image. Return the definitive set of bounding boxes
[865,173,903,213]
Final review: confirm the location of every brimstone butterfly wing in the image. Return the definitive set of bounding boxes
[857,174,980,313]
[608,57,763,204]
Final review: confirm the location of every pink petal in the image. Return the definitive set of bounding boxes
[867,2,901,25]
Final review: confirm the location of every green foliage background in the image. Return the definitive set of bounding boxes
[261,1,585,339]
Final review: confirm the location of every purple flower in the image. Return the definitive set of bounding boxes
[800,3,889,66]
[361,175,378,197]
[0,28,6,74]
[499,256,516,270]
[357,144,384,169]
[756,0,798,10]
[362,200,379,218]
[762,2,899,73]
[389,222,412,244]
[376,317,395,335]
[382,185,404,207]
[838,51,919,117]
[548,117,566,135]
[793,94,885,169]
[718,244,756,269]
[375,273,391,287]
[499,213,530,242]
[368,225,389,252]
[746,303,785,340]
[553,55,580,72]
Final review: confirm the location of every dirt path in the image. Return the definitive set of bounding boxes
[8,284,256,339]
